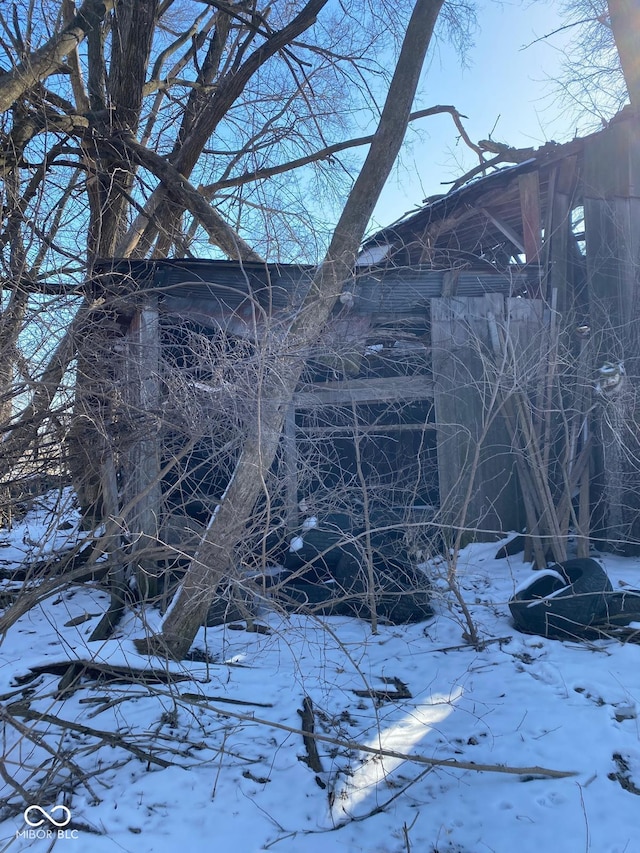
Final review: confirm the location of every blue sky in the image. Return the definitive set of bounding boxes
[371,0,585,230]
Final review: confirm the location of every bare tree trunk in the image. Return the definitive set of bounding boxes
[608,0,640,109]
[70,0,161,521]
[139,0,446,659]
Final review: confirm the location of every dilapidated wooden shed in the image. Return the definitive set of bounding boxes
[95,108,640,569]
[94,257,526,555]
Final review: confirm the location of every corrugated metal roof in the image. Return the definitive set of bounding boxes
[94,259,315,312]
[95,259,524,319]
[351,268,519,313]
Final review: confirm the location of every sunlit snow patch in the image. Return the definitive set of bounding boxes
[329,687,463,824]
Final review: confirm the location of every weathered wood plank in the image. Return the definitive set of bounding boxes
[584,117,640,335]
[431,294,528,540]
[519,172,543,298]
[583,114,640,200]
[548,189,571,312]
[546,153,581,313]
[481,207,525,254]
[585,196,640,337]
[584,117,640,552]
[293,374,433,407]
[441,269,460,297]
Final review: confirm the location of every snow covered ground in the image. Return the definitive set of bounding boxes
[1,493,640,852]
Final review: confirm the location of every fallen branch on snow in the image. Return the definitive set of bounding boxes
[178,694,577,779]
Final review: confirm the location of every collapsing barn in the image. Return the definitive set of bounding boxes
[91,256,524,620]
[88,108,640,620]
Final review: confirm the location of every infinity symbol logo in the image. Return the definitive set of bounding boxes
[23,805,71,828]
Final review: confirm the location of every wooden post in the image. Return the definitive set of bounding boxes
[546,156,579,313]
[519,171,543,297]
[123,299,162,597]
[577,457,591,559]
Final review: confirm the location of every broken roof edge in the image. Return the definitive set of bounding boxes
[361,107,639,251]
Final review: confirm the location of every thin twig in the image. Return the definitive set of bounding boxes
[5,704,175,769]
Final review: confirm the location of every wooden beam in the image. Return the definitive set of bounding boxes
[518,171,543,268]
[584,118,640,551]
[122,300,162,598]
[296,421,436,435]
[480,207,526,254]
[545,156,579,313]
[293,374,433,408]
[548,192,570,311]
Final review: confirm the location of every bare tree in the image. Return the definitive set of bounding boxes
[140,0,446,658]
[0,0,473,485]
[0,0,480,655]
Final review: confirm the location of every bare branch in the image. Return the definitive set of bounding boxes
[202,106,482,192]
[173,0,331,177]
[110,134,264,262]
[0,0,115,113]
